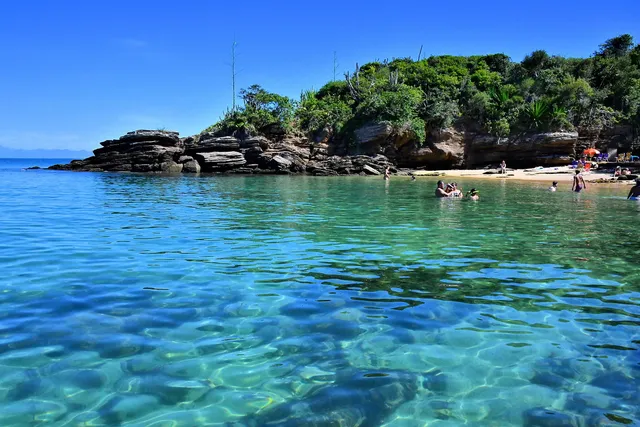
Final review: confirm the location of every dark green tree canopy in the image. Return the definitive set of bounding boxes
[205,35,640,146]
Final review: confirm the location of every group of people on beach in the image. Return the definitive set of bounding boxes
[385,164,640,201]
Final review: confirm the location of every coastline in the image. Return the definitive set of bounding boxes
[409,166,637,184]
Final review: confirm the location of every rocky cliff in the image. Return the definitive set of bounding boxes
[49,125,583,175]
[49,130,394,176]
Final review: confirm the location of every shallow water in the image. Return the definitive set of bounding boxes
[0,160,639,426]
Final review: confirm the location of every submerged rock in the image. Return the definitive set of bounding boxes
[522,407,579,427]
[230,369,421,427]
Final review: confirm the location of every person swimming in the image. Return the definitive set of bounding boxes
[572,170,587,193]
[466,188,479,200]
[549,181,558,192]
[450,182,463,197]
[627,179,640,200]
[435,180,449,198]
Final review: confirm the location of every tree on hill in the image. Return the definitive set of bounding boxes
[203,35,640,149]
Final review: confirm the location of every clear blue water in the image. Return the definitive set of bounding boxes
[0,159,638,426]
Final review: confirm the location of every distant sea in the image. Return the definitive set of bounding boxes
[0,158,73,171]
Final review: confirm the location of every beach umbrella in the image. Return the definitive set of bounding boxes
[583,148,600,157]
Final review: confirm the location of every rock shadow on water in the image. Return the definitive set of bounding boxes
[228,369,443,427]
[522,407,580,427]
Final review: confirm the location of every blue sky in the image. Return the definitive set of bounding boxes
[1,0,638,151]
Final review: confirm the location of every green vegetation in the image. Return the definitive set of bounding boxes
[204,35,640,146]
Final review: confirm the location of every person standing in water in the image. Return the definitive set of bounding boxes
[435,180,449,198]
[450,182,463,197]
[549,181,558,192]
[384,166,391,181]
[627,179,640,200]
[572,170,587,193]
[467,188,479,200]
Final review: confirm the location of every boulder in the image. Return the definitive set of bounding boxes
[310,142,329,160]
[182,160,201,174]
[241,136,270,151]
[395,128,465,168]
[268,155,293,171]
[312,156,354,175]
[242,146,263,159]
[466,132,578,168]
[276,152,306,172]
[392,122,419,149]
[193,151,246,171]
[117,129,180,144]
[270,137,311,159]
[160,161,183,173]
[56,129,187,172]
[355,122,393,146]
[362,165,381,175]
[185,135,240,153]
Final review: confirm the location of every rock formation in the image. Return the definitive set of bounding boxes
[49,124,584,175]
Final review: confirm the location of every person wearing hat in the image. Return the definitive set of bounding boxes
[627,179,640,200]
[549,181,558,192]
[466,188,479,200]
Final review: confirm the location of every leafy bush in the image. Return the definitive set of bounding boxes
[203,34,640,146]
[202,84,295,136]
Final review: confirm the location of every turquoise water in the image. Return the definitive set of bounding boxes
[0,159,639,426]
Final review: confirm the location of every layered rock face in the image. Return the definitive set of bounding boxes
[394,128,466,168]
[49,129,394,176]
[50,130,185,173]
[49,125,584,174]
[465,132,579,168]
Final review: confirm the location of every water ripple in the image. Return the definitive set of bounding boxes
[0,168,638,425]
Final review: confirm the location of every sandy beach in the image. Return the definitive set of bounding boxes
[410,165,637,184]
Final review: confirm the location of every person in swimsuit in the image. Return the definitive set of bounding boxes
[467,188,479,200]
[572,170,587,193]
[435,180,449,198]
[450,182,463,198]
[384,166,391,180]
[500,160,507,174]
[549,181,558,192]
[627,179,640,200]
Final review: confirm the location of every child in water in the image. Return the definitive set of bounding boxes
[549,181,558,192]
[572,170,587,193]
[467,188,479,200]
